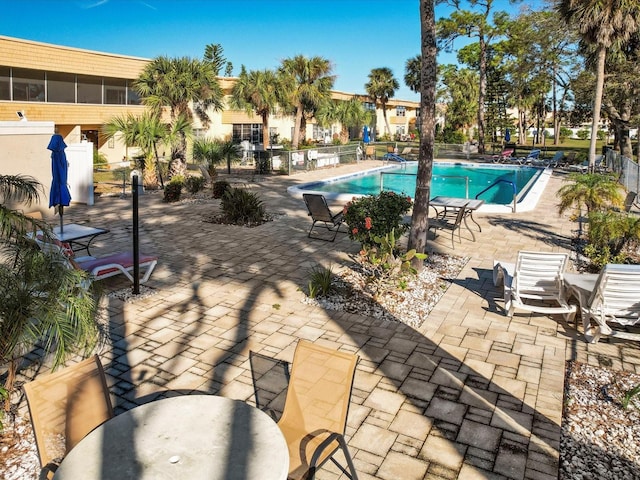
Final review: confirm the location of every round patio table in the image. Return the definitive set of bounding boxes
[53,395,289,480]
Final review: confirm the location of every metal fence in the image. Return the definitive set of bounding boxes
[608,151,640,193]
[246,144,362,175]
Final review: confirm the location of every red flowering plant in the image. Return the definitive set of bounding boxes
[342,191,413,248]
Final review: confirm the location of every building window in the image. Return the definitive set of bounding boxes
[232,124,263,144]
[77,74,102,104]
[104,78,127,104]
[396,106,406,117]
[127,83,141,105]
[12,68,45,102]
[0,66,10,100]
[47,72,75,103]
[363,102,376,111]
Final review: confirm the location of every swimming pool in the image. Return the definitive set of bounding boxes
[288,161,552,213]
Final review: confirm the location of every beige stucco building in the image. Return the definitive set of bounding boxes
[0,35,420,166]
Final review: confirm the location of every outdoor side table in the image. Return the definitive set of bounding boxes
[430,196,485,241]
[52,223,109,256]
[53,395,289,480]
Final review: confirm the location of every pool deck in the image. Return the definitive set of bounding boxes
[15,159,640,480]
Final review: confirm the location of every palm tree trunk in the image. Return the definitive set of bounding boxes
[262,113,270,149]
[409,0,437,272]
[589,46,606,172]
[477,35,487,154]
[382,103,391,137]
[292,106,303,149]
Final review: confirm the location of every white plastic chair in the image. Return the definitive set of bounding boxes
[493,251,576,320]
[565,264,640,343]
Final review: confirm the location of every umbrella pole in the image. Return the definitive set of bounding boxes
[59,206,64,234]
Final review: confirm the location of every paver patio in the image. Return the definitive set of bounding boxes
[14,159,640,479]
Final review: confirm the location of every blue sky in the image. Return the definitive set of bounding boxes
[1,0,541,102]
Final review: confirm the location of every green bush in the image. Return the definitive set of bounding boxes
[212,180,230,199]
[577,129,590,140]
[185,175,206,194]
[163,176,184,203]
[221,187,266,225]
[559,127,573,142]
[93,151,108,167]
[307,264,335,298]
[584,210,640,269]
[343,191,412,247]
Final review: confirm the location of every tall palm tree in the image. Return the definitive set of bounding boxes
[0,175,98,409]
[404,55,422,93]
[365,67,399,137]
[408,0,437,272]
[230,67,282,149]
[279,55,335,149]
[134,56,223,175]
[558,0,640,170]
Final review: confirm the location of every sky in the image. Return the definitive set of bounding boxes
[0,0,542,102]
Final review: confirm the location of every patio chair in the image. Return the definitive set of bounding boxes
[565,264,640,343]
[532,150,564,168]
[277,340,359,480]
[513,149,541,165]
[428,202,468,248]
[364,145,375,160]
[35,236,158,284]
[491,148,514,163]
[302,193,346,242]
[493,251,577,320]
[249,350,290,422]
[24,355,114,477]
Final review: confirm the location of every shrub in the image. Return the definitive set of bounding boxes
[343,191,412,247]
[212,180,231,199]
[559,127,573,142]
[584,210,640,269]
[185,175,206,194]
[577,129,590,140]
[163,176,184,203]
[93,151,108,167]
[307,264,334,298]
[221,187,266,225]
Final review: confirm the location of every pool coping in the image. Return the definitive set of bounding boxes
[287,161,553,213]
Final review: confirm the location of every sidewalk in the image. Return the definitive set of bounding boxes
[20,161,640,479]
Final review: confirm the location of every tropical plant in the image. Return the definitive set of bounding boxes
[230,67,283,149]
[212,180,230,199]
[358,229,427,296]
[621,383,640,410]
[185,175,206,194]
[279,55,335,149]
[315,97,372,144]
[343,191,413,248]
[365,67,399,137]
[163,176,184,203]
[307,264,335,299]
[193,137,224,180]
[557,173,624,216]
[93,151,108,168]
[558,0,640,170]
[0,174,98,411]
[584,210,640,268]
[404,55,421,93]
[134,55,223,175]
[220,188,266,225]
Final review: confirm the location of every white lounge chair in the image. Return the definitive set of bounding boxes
[564,264,640,343]
[36,236,158,284]
[493,251,577,320]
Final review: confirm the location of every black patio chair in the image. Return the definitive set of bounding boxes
[302,193,346,242]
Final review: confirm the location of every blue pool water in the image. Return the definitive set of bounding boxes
[297,162,541,205]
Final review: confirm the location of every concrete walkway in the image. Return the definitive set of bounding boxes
[21,160,640,479]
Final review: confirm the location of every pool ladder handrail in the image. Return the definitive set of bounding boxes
[380,172,469,199]
[475,179,517,212]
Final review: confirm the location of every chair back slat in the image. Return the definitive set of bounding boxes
[591,264,640,320]
[24,355,113,468]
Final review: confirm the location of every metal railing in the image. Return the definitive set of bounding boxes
[476,179,517,212]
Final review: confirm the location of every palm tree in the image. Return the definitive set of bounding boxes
[316,97,372,144]
[0,175,98,409]
[404,55,421,93]
[134,56,223,175]
[279,55,335,149]
[558,0,640,171]
[408,0,437,272]
[230,67,282,149]
[365,67,399,138]
[557,173,624,216]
